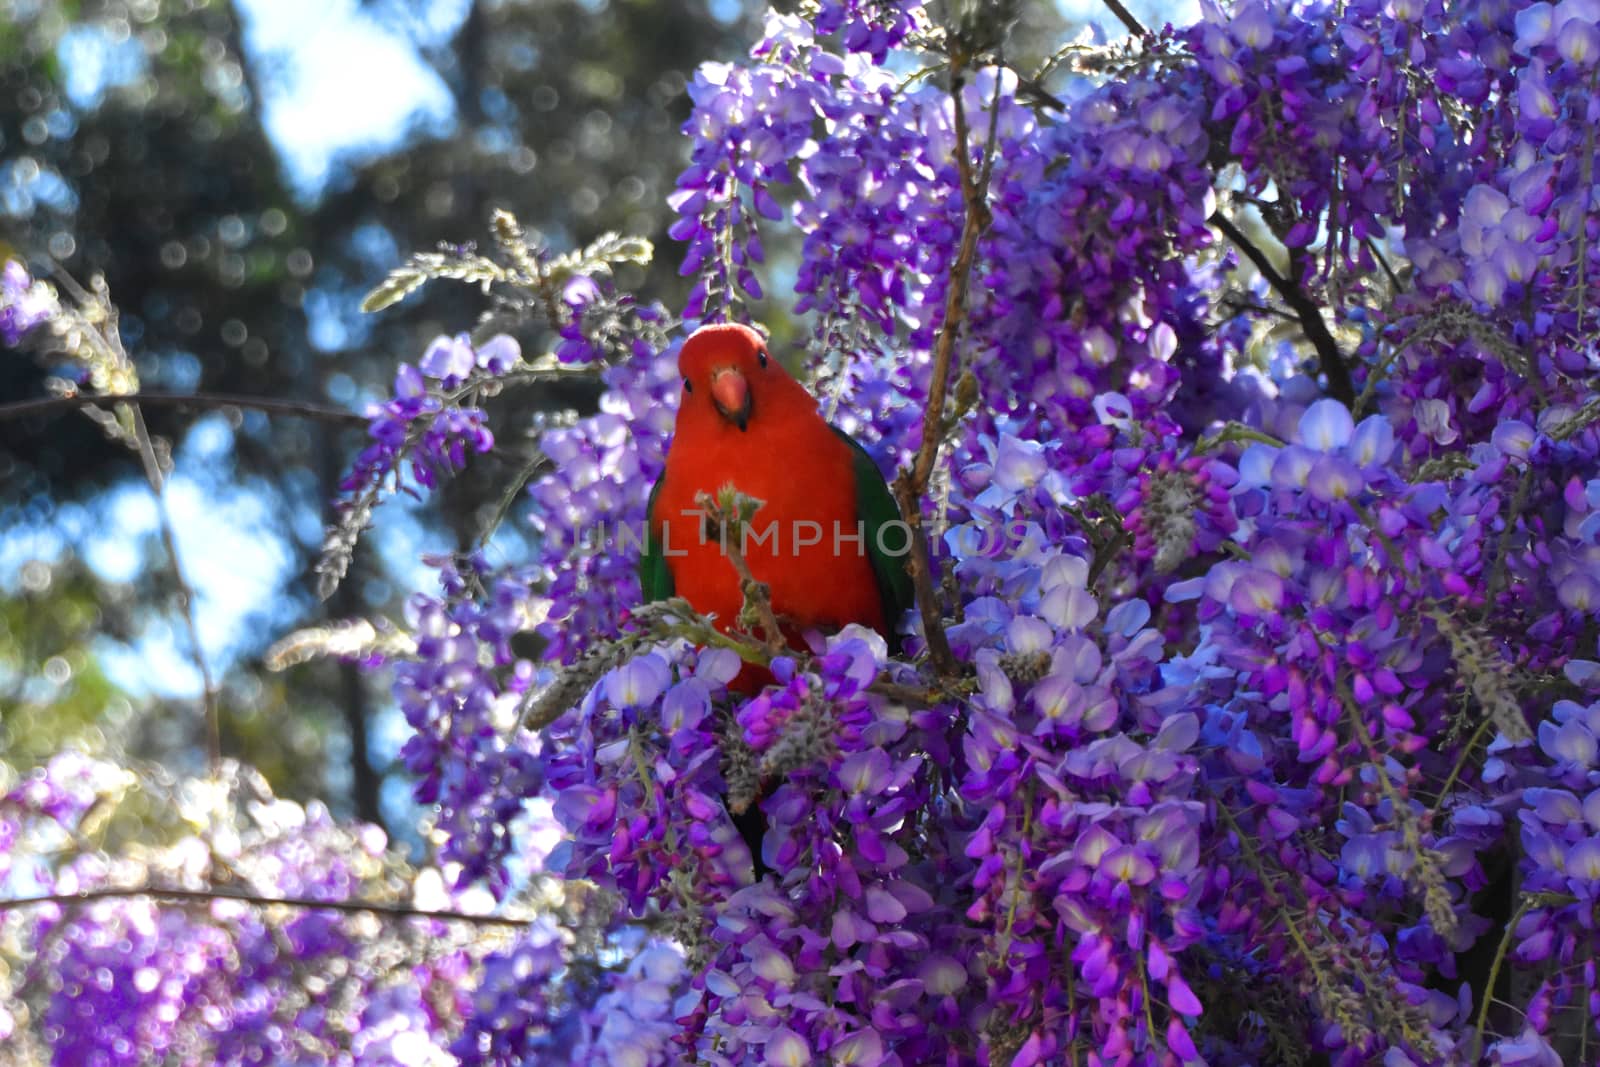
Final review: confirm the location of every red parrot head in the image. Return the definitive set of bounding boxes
[676,322,812,434]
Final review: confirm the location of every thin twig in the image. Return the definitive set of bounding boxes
[125,401,222,772]
[696,489,786,654]
[1428,715,1496,821]
[478,451,553,548]
[893,51,998,678]
[1481,466,1535,622]
[868,676,975,708]
[1032,41,1084,84]
[1577,71,1596,336]
[25,269,229,801]
[1220,296,1299,322]
[1009,68,1067,111]
[0,390,369,426]
[0,885,533,927]
[1355,325,1425,416]
[1213,213,1355,407]
[1470,895,1537,1061]
[729,559,786,654]
[1194,421,1287,454]
[1100,0,1148,35]
[1365,237,1405,294]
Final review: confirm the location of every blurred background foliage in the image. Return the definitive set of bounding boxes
[0,0,759,844]
[0,0,1090,848]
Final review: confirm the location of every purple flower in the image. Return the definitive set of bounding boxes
[394,362,425,399]
[476,333,521,374]
[0,260,58,345]
[1306,454,1365,502]
[1515,2,1557,52]
[420,333,477,382]
[991,434,1048,493]
[605,653,673,708]
[1556,6,1600,65]
[1299,398,1355,451]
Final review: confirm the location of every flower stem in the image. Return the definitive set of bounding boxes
[893,48,1000,677]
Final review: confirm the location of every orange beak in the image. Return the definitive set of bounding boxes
[710,367,751,431]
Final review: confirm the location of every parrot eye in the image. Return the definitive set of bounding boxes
[758,349,769,369]
[682,377,692,393]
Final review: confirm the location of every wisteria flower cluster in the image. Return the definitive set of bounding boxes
[312,333,508,599]
[0,750,683,1066]
[1,754,478,1065]
[10,0,1600,1062]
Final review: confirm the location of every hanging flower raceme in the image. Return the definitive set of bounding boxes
[527,316,678,664]
[315,333,513,599]
[394,556,547,896]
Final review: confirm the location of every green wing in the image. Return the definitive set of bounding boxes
[638,474,675,602]
[830,425,915,649]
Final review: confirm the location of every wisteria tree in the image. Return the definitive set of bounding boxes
[5,0,1600,1062]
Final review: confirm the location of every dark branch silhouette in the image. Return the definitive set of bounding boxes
[1212,214,1355,407]
[0,391,370,427]
[0,885,532,927]
[1101,0,1148,35]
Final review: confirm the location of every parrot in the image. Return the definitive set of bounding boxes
[636,322,915,876]
[638,322,914,670]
